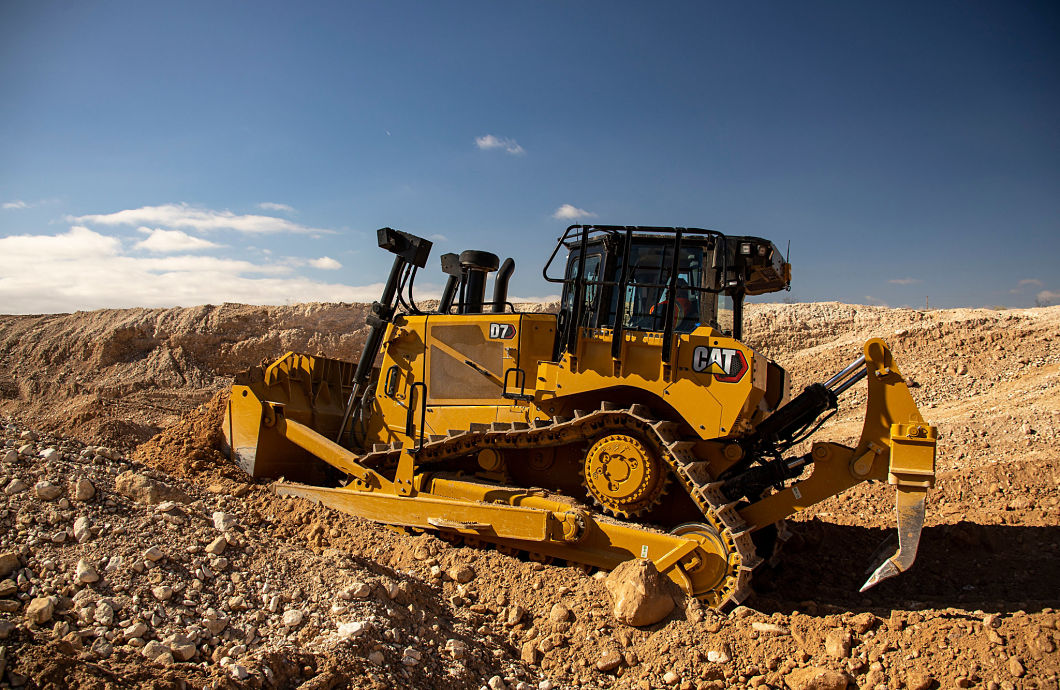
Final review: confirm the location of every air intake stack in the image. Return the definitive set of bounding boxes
[458,250,500,314]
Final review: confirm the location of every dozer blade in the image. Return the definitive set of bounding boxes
[222,351,357,483]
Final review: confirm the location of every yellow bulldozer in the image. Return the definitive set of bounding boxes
[223,225,936,609]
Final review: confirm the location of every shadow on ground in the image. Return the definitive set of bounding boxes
[749,519,1060,615]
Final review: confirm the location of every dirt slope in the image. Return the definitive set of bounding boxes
[1,301,1058,690]
[0,303,374,445]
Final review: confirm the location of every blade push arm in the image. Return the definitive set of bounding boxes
[737,338,937,590]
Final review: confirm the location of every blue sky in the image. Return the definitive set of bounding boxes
[1,1,1057,313]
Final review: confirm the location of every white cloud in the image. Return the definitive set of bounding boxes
[70,203,329,235]
[863,295,890,307]
[0,226,384,314]
[1019,278,1043,287]
[888,277,921,285]
[309,256,342,270]
[3,200,29,210]
[134,228,222,253]
[552,204,596,220]
[475,134,525,155]
[1037,290,1060,306]
[259,202,295,212]
[428,233,448,242]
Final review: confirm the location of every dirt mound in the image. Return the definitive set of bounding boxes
[133,390,238,482]
[0,302,373,446]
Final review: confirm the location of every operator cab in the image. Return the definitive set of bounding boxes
[545,226,789,348]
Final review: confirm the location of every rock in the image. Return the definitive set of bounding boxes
[204,610,228,635]
[26,597,55,625]
[445,638,468,659]
[40,448,60,461]
[73,516,92,542]
[20,430,38,441]
[230,664,249,680]
[34,481,62,500]
[596,650,622,672]
[521,640,540,664]
[0,580,16,597]
[402,647,422,666]
[850,612,877,634]
[507,604,526,625]
[152,586,173,601]
[70,478,95,501]
[707,645,731,664]
[0,618,15,639]
[663,670,680,685]
[825,629,852,659]
[142,639,169,660]
[368,650,385,665]
[4,479,27,495]
[166,633,197,661]
[605,559,675,627]
[143,546,164,562]
[115,471,188,505]
[0,553,19,578]
[752,621,790,635]
[213,511,236,531]
[338,621,367,639]
[1007,657,1025,678]
[448,564,475,584]
[731,605,756,619]
[2,449,15,464]
[124,622,148,639]
[347,582,371,599]
[283,609,304,627]
[94,602,114,626]
[205,536,227,555]
[549,603,572,622]
[983,613,1002,629]
[784,666,849,690]
[487,675,505,690]
[76,559,100,584]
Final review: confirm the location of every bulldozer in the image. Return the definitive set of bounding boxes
[223,225,936,609]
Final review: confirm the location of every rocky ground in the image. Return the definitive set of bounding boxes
[0,301,1058,689]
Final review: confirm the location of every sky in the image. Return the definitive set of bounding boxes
[1,1,1058,314]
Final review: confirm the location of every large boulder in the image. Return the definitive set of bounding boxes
[604,559,675,627]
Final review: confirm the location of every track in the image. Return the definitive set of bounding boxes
[350,401,763,609]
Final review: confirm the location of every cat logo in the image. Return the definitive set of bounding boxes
[691,346,748,383]
[488,323,516,340]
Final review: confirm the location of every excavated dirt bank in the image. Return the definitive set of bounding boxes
[0,301,1058,689]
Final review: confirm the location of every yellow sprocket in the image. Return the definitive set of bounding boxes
[583,434,668,518]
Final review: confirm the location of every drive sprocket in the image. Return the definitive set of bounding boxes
[583,434,668,517]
